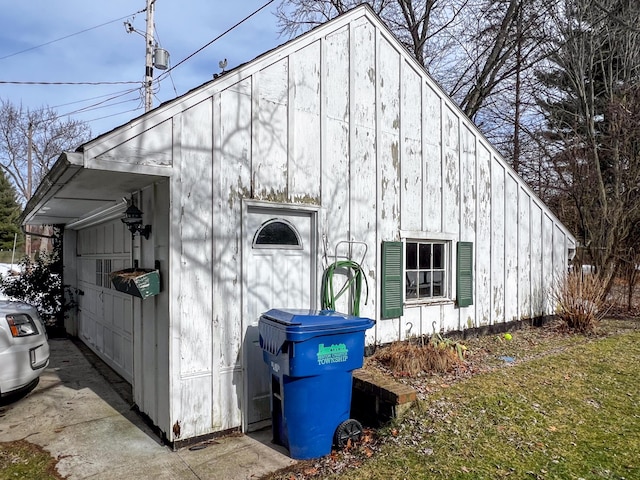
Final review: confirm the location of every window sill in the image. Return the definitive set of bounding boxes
[404,299,455,308]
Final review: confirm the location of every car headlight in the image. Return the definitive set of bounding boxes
[6,314,40,337]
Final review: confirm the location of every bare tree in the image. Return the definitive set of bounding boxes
[276,0,556,167]
[0,99,91,204]
[537,0,640,295]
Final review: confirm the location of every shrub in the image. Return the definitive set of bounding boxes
[0,252,69,324]
[372,334,466,376]
[551,271,609,333]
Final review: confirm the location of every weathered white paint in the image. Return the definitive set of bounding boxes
[504,174,519,322]
[93,119,174,168]
[254,59,289,199]
[423,84,442,233]
[400,60,423,233]
[41,5,576,444]
[542,213,554,313]
[171,99,214,440]
[460,125,476,329]
[491,161,506,324]
[476,143,491,326]
[351,18,378,343]
[442,106,460,237]
[290,41,321,203]
[376,33,402,343]
[530,202,543,316]
[321,27,352,316]
[518,188,531,318]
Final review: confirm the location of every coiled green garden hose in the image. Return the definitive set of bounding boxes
[321,260,369,316]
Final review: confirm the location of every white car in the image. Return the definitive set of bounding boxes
[0,300,50,398]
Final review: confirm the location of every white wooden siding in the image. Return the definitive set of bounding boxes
[171,100,215,440]
[476,144,491,326]
[491,162,506,324]
[400,60,423,233]
[423,84,442,233]
[75,6,575,442]
[290,42,321,203]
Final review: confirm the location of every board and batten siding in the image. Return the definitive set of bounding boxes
[75,6,574,442]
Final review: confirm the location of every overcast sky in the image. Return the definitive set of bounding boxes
[0,1,285,137]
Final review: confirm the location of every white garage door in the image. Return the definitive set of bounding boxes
[77,220,134,383]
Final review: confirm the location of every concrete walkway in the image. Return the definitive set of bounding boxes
[0,338,296,479]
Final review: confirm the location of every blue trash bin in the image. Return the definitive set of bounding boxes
[259,308,375,460]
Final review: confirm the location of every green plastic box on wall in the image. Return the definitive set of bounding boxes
[110,268,161,299]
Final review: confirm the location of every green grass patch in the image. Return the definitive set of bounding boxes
[333,331,640,479]
[0,440,63,480]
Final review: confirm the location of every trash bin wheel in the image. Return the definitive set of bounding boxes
[334,418,363,449]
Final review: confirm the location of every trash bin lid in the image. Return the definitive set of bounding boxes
[260,308,374,342]
[262,308,373,327]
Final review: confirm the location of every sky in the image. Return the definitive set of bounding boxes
[0,0,287,138]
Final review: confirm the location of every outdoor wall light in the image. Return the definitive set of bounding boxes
[121,203,152,239]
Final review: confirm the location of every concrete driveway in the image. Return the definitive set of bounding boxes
[0,338,295,479]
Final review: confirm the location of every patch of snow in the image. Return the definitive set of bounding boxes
[0,263,21,301]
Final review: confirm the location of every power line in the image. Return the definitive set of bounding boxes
[49,88,143,110]
[0,80,140,86]
[4,2,277,129]
[0,10,146,61]
[82,107,144,125]
[156,0,275,82]
[60,88,141,117]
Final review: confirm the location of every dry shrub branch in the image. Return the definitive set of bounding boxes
[552,271,609,333]
[372,335,465,377]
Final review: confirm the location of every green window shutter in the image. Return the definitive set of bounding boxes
[381,241,403,319]
[457,241,473,308]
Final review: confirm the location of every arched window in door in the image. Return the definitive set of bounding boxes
[252,219,302,249]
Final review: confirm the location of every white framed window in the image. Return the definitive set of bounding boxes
[381,238,473,319]
[405,240,449,301]
[252,218,302,250]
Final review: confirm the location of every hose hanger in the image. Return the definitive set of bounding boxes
[321,241,369,316]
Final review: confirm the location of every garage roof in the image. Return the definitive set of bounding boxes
[21,151,166,227]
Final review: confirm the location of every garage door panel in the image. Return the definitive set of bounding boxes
[77,219,133,385]
[103,223,113,254]
[113,296,124,331]
[80,285,98,316]
[104,328,113,358]
[95,323,104,352]
[113,332,122,364]
[96,225,105,254]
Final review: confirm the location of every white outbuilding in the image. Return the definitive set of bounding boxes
[22,5,575,445]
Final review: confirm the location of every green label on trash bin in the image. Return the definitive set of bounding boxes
[317,343,349,365]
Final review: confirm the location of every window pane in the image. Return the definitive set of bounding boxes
[433,243,444,269]
[419,243,431,269]
[406,271,418,299]
[432,271,444,296]
[406,242,417,269]
[255,221,299,245]
[419,271,431,297]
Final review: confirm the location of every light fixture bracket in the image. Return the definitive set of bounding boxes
[121,203,152,239]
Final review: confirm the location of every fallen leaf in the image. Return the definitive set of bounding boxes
[548,425,557,432]
[303,467,318,475]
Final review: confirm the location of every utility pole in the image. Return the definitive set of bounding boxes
[26,121,33,257]
[144,0,156,112]
[27,122,33,197]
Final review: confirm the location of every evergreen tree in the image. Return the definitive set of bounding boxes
[0,169,23,253]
